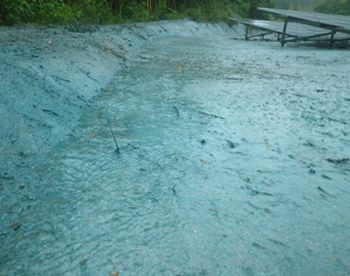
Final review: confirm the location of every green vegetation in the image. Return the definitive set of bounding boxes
[315,0,350,15]
[276,0,315,10]
[1,0,348,26]
[0,0,275,26]
[276,0,350,15]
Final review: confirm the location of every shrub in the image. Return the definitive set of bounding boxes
[0,0,277,25]
[0,0,33,25]
[315,0,350,15]
[33,1,83,24]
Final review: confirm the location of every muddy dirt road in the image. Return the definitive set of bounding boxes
[1,24,350,275]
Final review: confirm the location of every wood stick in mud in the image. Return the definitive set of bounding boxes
[108,126,120,153]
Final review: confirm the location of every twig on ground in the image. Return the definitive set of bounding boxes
[108,126,120,153]
[197,110,224,119]
[172,105,180,117]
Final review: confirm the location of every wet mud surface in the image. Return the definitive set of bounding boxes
[1,26,350,275]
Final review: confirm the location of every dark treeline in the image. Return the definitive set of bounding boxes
[0,0,275,25]
[1,0,348,25]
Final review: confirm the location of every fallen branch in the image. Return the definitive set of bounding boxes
[172,105,180,117]
[197,110,224,119]
[108,126,120,153]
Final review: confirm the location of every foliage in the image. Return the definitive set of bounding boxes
[249,0,275,17]
[0,0,33,25]
[120,1,151,22]
[276,0,314,9]
[315,0,350,15]
[33,1,82,24]
[181,0,250,22]
[276,0,350,15]
[0,0,276,26]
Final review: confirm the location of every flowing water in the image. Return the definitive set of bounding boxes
[2,35,350,275]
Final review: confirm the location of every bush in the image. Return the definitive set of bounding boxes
[79,0,116,24]
[179,0,249,22]
[0,0,277,26]
[0,0,33,25]
[121,1,151,22]
[34,1,83,24]
[315,0,350,15]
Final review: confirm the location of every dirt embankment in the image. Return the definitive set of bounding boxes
[0,21,239,184]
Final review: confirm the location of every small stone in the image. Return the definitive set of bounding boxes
[10,222,21,231]
[200,139,206,145]
[308,169,316,175]
[226,140,235,148]
[322,175,332,180]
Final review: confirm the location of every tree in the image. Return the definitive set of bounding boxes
[0,0,277,25]
[315,0,350,15]
[249,0,275,18]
